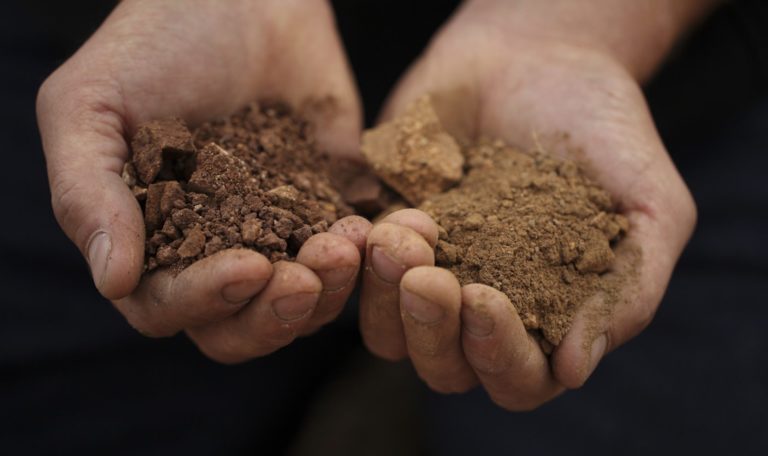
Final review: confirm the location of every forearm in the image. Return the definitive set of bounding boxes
[461,0,725,82]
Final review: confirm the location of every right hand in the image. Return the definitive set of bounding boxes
[36,0,371,363]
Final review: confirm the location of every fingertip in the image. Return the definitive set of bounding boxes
[459,283,534,374]
[552,332,608,389]
[552,291,614,389]
[367,223,435,283]
[297,232,360,270]
[460,284,514,324]
[380,209,439,248]
[460,284,510,339]
[206,248,274,283]
[461,283,511,309]
[400,268,457,326]
[360,224,434,364]
[73,174,145,301]
[297,232,360,294]
[329,215,372,254]
[401,266,461,308]
[271,260,323,295]
[96,225,144,301]
[173,249,273,308]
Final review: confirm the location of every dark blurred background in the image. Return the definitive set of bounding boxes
[1,0,766,454]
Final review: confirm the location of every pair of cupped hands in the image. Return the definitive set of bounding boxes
[37,0,696,410]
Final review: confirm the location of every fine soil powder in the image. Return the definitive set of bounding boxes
[363,96,629,351]
[124,102,352,272]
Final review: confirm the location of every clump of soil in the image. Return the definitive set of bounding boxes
[363,96,628,351]
[361,96,464,206]
[123,102,352,272]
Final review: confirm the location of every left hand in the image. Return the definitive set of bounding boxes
[358,1,697,409]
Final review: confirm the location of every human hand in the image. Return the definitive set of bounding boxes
[359,0,702,409]
[36,0,371,363]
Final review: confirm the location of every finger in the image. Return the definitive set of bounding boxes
[608,191,695,347]
[400,267,478,393]
[328,215,373,257]
[187,261,322,363]
[551,292,610,389]
[378,208,439,248]
[461,284,563,411]
[114,249,273,337]
[37,78,144,300]
[296,232,361,332]
[359,223,435,360]
[552,209,689,388]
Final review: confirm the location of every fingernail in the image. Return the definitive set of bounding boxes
[461,306,495,337]
[272,293,318,321]
[87,231,111,289]
[371,246,406,283]
[221,279,267,304]
[317,266,356,292]
[586,334,608,376]
[402,289,444,324]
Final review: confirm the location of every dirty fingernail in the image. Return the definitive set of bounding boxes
[586,334,607,377]
[402,289,444,324]
[317,266,356,292]
[222,279,267,304]
[272,293,318,321]
[87,231,111,289]
[371,246,406,283]
[461,306,495,337]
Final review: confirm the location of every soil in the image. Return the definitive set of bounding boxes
[124,102,353,273]
[363,96,629,351]
[361,96,464,206]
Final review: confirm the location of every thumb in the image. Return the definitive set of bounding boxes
[37,77,144,300]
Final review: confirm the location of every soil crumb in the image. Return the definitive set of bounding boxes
[361,95,464,206]
[364,96,629,350]
[124,102,352,273]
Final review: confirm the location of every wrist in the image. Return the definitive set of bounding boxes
[457,0,723,82]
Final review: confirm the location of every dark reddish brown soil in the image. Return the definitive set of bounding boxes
[363,95,629,351]
[124,102,353,273]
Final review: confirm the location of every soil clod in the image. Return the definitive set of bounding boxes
[126,103,352,273]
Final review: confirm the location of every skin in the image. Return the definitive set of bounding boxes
[36,0,372,362]
[38,0,719,409]
[359,0,719,410]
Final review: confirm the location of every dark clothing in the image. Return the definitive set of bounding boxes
[1,0,766,454]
